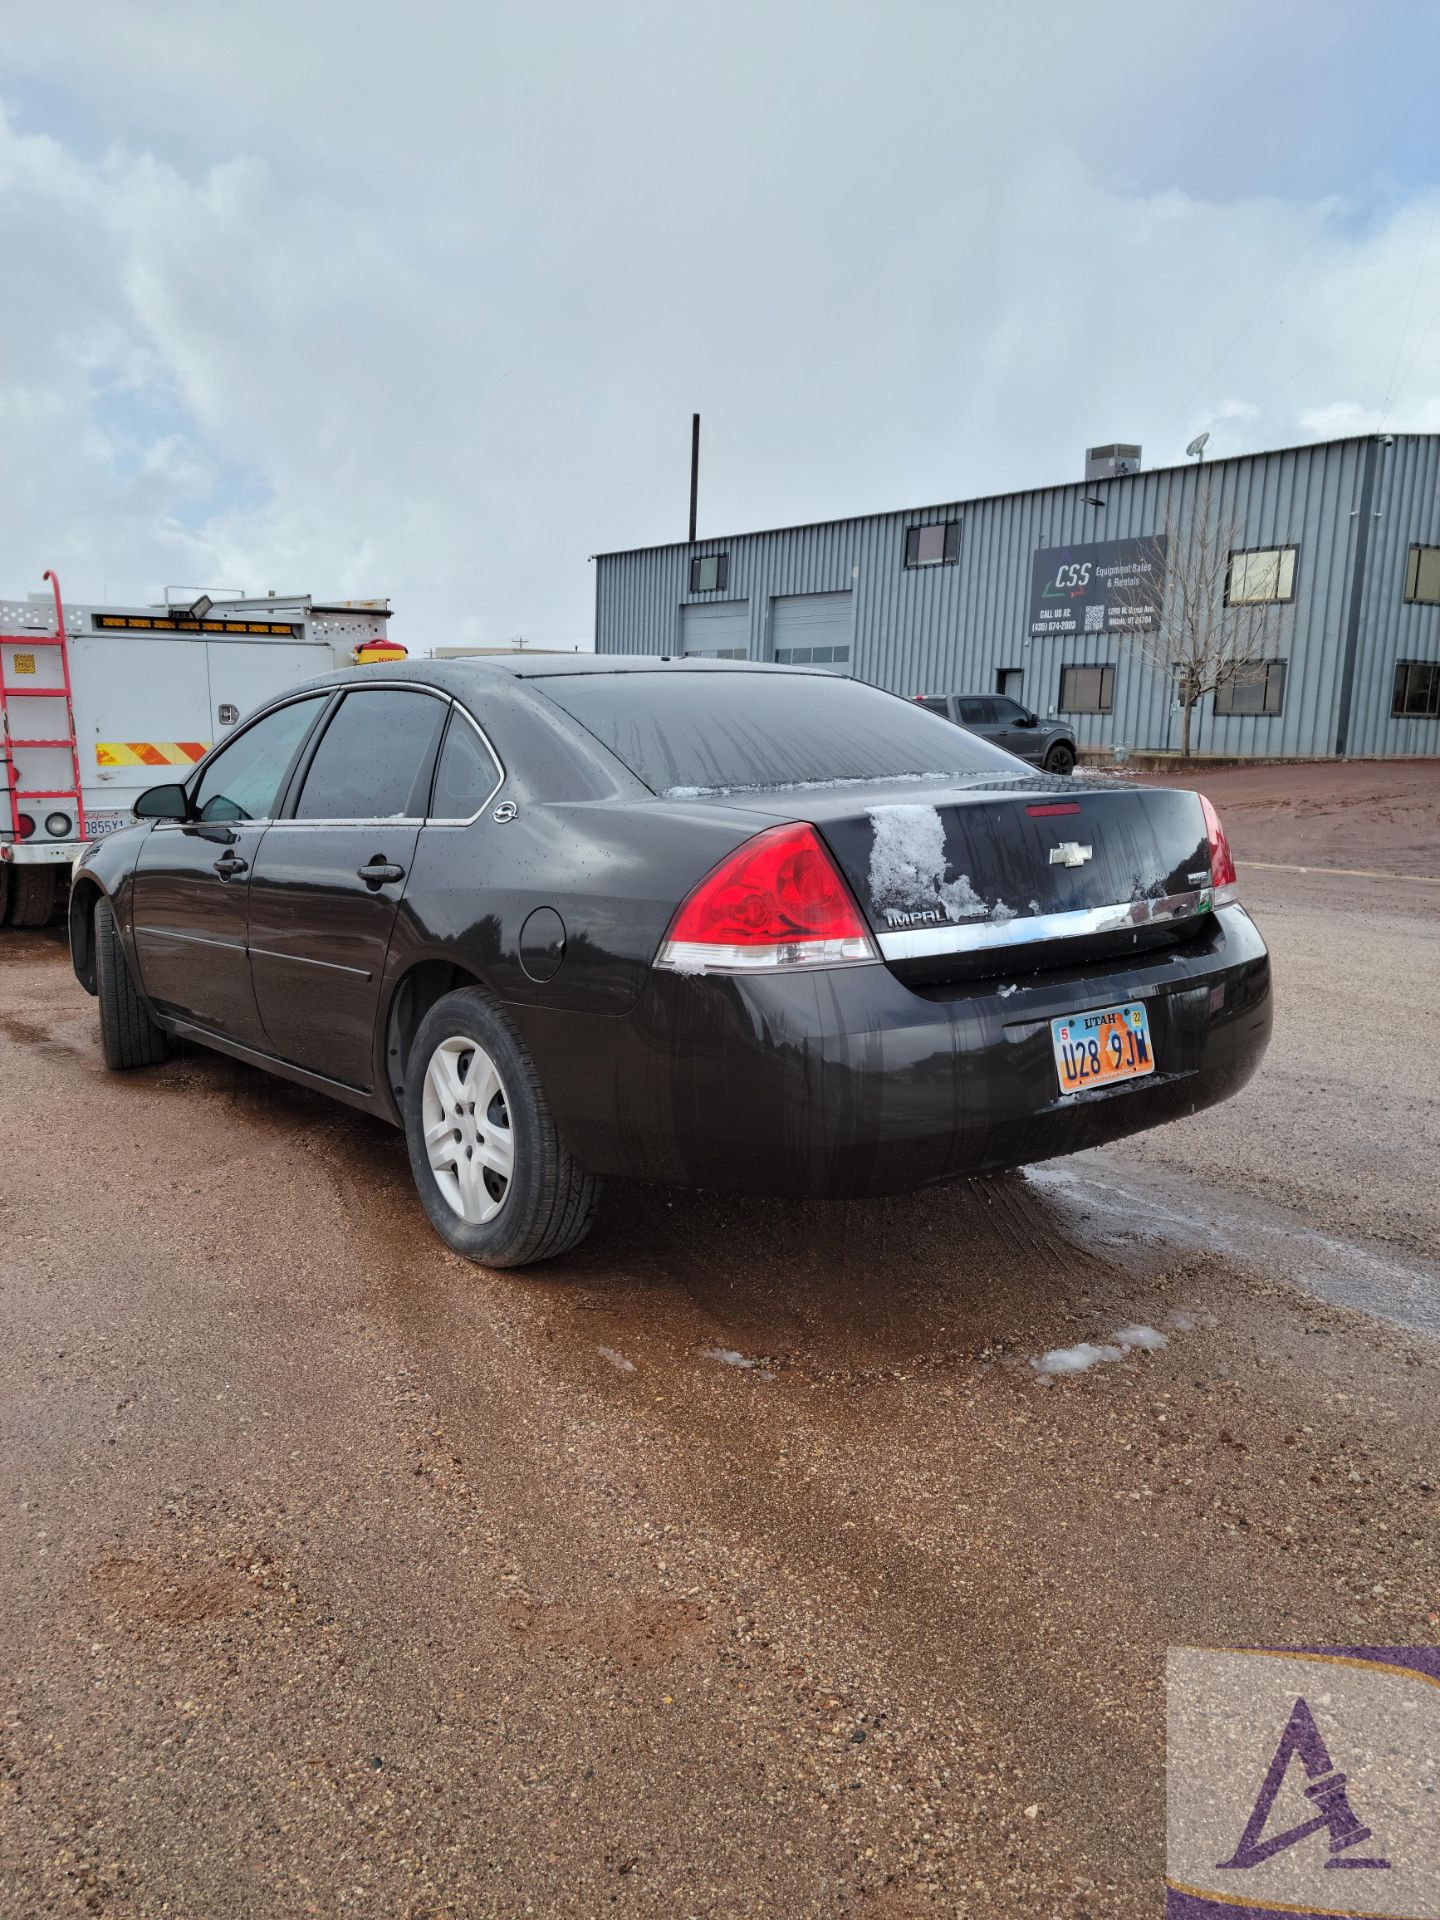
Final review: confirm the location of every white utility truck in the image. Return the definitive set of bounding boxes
[0,576,396,927]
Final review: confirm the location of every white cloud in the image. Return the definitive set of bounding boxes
[1,2,1437,646]
[1298,400,1386,438]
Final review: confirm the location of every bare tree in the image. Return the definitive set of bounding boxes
[1118,473,1287,760]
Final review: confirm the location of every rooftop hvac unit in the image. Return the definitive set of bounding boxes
[1086,443,1142,481]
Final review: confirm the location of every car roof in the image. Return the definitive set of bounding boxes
[281,654,836,699]
[483,653,808,678]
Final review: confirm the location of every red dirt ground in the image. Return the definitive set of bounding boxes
[1119,758,1440,876]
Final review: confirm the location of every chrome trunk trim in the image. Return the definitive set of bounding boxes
[876,888,1212,961]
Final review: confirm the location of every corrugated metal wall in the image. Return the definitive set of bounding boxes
[595,435,1440,758]
[1347,434,1440,756]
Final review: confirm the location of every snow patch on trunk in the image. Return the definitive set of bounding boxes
[867,804,987,923]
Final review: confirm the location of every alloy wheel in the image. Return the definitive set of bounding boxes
[422,1036,515,1224]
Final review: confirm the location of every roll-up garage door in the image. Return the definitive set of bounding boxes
[769,591,853,669]
[681,600,750,658]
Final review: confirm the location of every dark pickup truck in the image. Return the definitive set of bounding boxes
[914,693,1076,774]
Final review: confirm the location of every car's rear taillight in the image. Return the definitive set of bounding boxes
[1198,794,1238,906]
[656,823,878,974]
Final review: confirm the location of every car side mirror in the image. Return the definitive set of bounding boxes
[133,782,190,821]
[1018,710,1038,727]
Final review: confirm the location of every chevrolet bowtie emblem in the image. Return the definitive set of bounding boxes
[1049,841,1094,868]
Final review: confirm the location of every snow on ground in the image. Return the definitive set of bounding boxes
[1031,1323,1170,1378]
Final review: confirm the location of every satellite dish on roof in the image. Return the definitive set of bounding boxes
[1185,431,1210,460]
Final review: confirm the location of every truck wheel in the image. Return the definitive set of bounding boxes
[403,986,600,1269]
[6,866,59,927]
[1044,743,1076,776]
[94,897,168,1069]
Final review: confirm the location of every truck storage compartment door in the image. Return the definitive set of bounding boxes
[69,637,214,834]
[206,638,332,743]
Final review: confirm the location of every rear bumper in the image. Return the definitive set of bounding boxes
[517,905,1273,1197]
[0,840,79,865]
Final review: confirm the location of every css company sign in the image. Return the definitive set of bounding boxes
[1028,534,1167,641]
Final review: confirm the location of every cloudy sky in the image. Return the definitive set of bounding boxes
[3,0,1439,648]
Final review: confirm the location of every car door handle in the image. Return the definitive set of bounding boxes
[213,852,249,879]
[357,859,405,888]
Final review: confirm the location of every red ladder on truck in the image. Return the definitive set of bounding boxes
[0,569,87,844]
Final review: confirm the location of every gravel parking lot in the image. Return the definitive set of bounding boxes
[3,763,1438,1918]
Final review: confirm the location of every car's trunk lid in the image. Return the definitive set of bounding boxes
[710,774,1217,984]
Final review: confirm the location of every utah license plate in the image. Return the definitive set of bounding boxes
[1052,1001,1154,1095]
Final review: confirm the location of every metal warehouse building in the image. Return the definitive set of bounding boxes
[594,432,1440,759]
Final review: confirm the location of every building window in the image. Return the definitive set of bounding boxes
[1215,659,1287,716]
[1392,660,1440,717]
[689,553,729,593]
[774,644,850,667]
[1404,545,1440,604]
[904,522,960,568]
[1058,664,1115,713]
[1226,546,1297,604]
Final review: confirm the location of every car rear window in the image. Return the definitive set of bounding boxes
[294,689,446,820]
[538,670,1020,795]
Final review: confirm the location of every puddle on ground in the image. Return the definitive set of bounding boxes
[1030,1155,1440,1340]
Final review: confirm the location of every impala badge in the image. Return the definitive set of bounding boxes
[1049,841,1094,868]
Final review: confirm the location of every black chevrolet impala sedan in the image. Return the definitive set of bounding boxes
[70,658,1271,1267]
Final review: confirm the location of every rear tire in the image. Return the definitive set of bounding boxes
[94,897,169,1069]
[6,866,60,927]
[404,986,600,1269]
[1043,743,1075,776]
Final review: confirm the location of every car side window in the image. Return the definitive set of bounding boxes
[430,709,502,820]
[957,698,989,725]
[191,697,324,824]
[994,698,1027,723]
[294,689,447,821]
